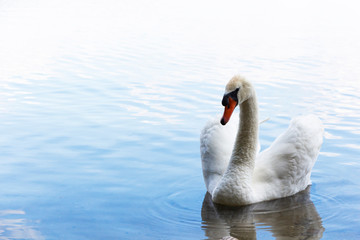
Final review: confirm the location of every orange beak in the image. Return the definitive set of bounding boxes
[220,97,237,125]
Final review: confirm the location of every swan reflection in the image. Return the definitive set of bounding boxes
[201,187,324,240]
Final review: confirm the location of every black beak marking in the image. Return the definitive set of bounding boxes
[222,88,240,107]
[222,95,229,107]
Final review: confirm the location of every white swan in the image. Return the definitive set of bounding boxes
[200,75,324,206]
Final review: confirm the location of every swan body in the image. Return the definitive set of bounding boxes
[200,75,323,206]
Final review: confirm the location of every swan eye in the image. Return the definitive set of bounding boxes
[222,88,240,107]
[230,88,240,100]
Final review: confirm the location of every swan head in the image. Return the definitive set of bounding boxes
[221,75,254,125]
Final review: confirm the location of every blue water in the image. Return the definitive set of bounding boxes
[1,0,360,239]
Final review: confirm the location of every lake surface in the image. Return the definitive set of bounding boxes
[1,0,360,239]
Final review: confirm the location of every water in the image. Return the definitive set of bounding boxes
[0,0,360,239]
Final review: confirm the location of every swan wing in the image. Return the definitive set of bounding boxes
[253,115,324,201]
[200,116,239,194]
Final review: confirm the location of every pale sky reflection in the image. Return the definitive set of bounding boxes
[0,210,44,240]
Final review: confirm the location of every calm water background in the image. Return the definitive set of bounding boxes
[1,0,360,239]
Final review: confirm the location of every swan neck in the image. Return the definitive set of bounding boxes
[231,94,258,167]
[211,87,259,205]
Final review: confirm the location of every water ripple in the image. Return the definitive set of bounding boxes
[146,177,203,230]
